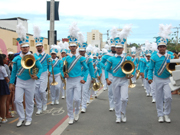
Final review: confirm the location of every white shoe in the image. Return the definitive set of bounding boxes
[36,109,42,115]
[121,114,127,123]
[152,99,156,103]
[25,121,31,126]
[142,84,144,87]
[43,105,47,111]
[17,120,24,127]
[55,100,59,105]
[158,116,164,123]
[81,108,86,113]
[74,114,79,121]
[144,87,146,90]
[103,88,107,91]
[164,115,171,123]
[68,119,74,125]
[116,118,121,123]
[150,93,152,97]
[1,118,8,124]
[146,94,150,97]
[62,96,65,99]
[109,108,114,111]
[51,101,54,105]
[87,101,90,104]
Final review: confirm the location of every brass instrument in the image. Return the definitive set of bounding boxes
[60,74,66,90]
[97,76,104,87]
[136,70,140,80]
[21,54,38,78]
[62,57,68,90]
[166,63,179,74]
[121,60,136,88]
[92,78,100,91]
[47,58,58,86]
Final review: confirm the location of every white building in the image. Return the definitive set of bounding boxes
[0,17,28,32]
[87,30,103,49]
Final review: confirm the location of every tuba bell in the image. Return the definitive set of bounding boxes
[21,54,38,78]
[166,63,179,74]
[121,60,136,88]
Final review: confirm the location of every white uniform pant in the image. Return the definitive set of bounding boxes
[49,74,61,102]
[66,77,82,119]
[143,78,146,89]
[81,75,91,109]
[60,82,65,97]
[145,80,151,94]
[35,71,48,110]
[112,76,128,118]
[102,69,107,89]
[131,72,136,83]
[108,73,115,109]
[151,75,156,100]
[154,76,172,117]
[14,78,35,121]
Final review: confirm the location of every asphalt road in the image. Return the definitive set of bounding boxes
[1,79,180,135]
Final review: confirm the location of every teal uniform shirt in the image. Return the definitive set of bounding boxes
[101,52,115,74]
[50,58,62,75]
[148,52,174,80]
[61,53,89,82]
[34,52,52,73]
[93,59,102,78]
[144,60,150,79]
[81,57,95,79]
[105,54,135,79]
[10,52,43,84]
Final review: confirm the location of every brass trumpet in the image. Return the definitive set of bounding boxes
[121,60,136,88]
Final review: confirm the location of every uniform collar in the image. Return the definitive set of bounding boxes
[107,52,115,56]
[69,52,79,57]
[115,54,124,57]
[157,50,168,57]
[36,51,45,56]
[51,57,58,61]
[20,51,31,58]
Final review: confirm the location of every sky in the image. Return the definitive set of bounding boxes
[0,0,180,44]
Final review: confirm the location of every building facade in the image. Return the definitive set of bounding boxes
[0,17,50,55]
[87,30,103,49]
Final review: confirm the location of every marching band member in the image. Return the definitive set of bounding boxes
[101,48,108,91]
[61,23,88,125]
[130,47,138,84]
[140,47,147,91]
[105,24,134,123]
[91,49,102,98]
[58,41,69,99]
[9,23,43,127]
[148,24,174,123]
[101,27,117,111]
[49,45,62,105]
[143,41,152,97]
[78,33,95,113]
[33,26,52,115]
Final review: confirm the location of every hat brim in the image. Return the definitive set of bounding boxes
[21,44,29,47]
[36,44,43,47]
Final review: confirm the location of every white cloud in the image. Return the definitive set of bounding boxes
[0,0,180,20]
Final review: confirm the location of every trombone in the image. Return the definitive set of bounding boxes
[61,57,68,90]
[121,60,136,88]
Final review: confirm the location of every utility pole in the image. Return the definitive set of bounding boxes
[49,0,55,48]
